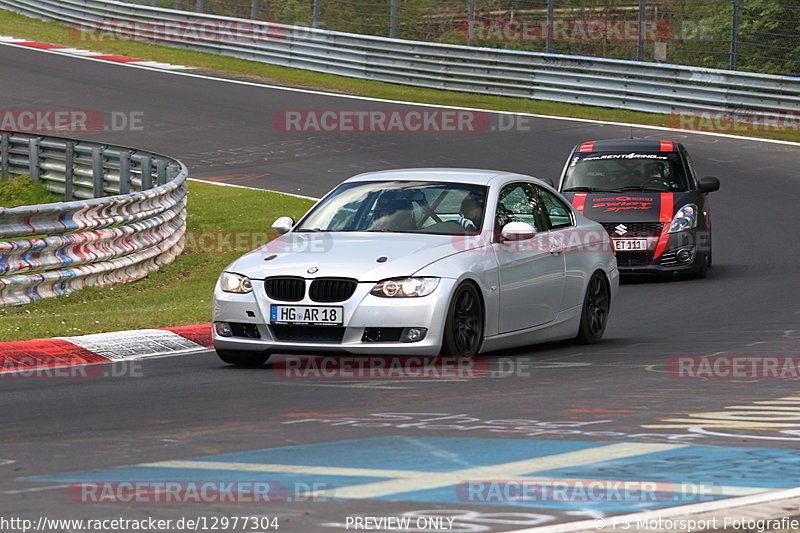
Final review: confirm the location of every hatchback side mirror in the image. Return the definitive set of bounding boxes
[501,221,537,241]
[272,216,295,235]
[698,176,720,193]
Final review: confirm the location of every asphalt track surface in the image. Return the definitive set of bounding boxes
[2,43,800,532]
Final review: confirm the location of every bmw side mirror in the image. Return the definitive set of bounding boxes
[272,216,295,235]
[698,176,720,193]
[501,221,537,242]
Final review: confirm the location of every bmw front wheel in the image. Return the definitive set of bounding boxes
[441,282,484,356]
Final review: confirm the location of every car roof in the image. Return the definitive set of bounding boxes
[343,168,547,186]
[575,139,684,153]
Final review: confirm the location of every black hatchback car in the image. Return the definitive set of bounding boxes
[558,139,720,277]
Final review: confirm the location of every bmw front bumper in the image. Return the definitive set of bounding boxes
[212,278,456,356]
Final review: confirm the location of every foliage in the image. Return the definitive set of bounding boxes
[0,175,58,208]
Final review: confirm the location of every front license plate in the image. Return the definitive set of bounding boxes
[613,239,649,251]
[270,305,343,326]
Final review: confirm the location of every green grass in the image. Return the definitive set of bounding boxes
[0,175,58,208]
[0,181,314,342]
[2,9,799,142]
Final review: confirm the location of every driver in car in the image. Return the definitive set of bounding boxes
[457,192,484,231]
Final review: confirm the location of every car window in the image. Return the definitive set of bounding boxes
[536,187,573,229]
[295,180,488,235]
[562,152,689,192]
[495,182,547,232]
[680,146,699,189]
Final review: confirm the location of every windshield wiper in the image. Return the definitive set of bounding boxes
[294,227,328,232]
[562,186,614,192]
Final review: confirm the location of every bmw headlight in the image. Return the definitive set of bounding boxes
[371,277,440,298]
[667,204,698,233]
[219,272,253,294]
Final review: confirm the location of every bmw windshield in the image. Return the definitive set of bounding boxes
[295,180,488,235]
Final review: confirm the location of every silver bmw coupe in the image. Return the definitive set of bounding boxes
[212,169,619,366]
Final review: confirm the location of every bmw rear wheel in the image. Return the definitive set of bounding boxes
[216,349,270,367]
[441,282,484,356]
[575,272,610,344]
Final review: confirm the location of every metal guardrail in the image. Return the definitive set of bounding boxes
[0,130,187,307]
[2,0,800,114]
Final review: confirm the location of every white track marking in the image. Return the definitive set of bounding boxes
[2,484,70,495]
[187,178,320,199]
[55,329,204,360]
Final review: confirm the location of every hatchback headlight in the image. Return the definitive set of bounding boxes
[371,277,440,298]
[220,272,253,294]
[667,204,698,233]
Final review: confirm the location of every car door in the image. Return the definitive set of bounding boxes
[491,182,566,333]
[535,184,585,310]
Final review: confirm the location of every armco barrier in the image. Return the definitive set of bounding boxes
[0,130,187,306]
[2,0,800,114]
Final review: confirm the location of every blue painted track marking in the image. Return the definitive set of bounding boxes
[24,437,795,512]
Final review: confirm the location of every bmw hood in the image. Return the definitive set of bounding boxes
[564,191,692,223]
[226,232,484,281]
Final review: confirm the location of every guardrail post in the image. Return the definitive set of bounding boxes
[312,0,321,29]
[389,0,398,39]
[467,0,475,46]
[195,0,204,13]
[637,0,646,61]
[64,141,74,201]
[546,0,554,53]
[119,151,131,195]
[730,0,740,70]
[156,158,168,186]
[250,0,258,20]
[0,132,8,178]
[140,156,153,190]
[28,138,40,182]
[91,145,104,198]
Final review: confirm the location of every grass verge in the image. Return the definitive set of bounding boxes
[0,175,58,207]
[0,181,314,342]
[2,9,799,142]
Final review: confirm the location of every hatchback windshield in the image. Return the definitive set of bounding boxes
[563,152,689,192]
[295,180,488,235]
